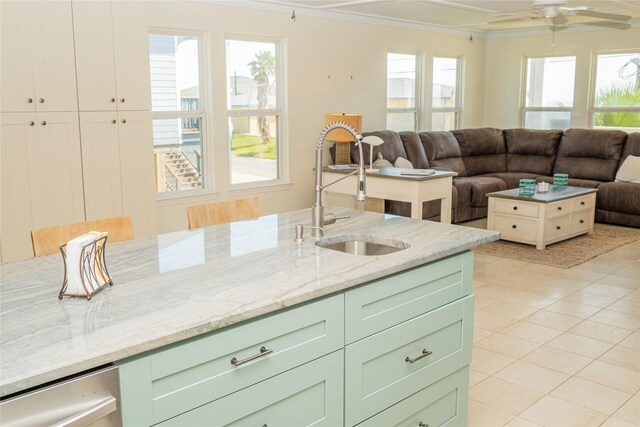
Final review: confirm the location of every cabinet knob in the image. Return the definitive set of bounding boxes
[41,121,47,126]
[581,201,585,206]
[121,119,127,124]
[120,98,125,103]
[111,119,117,124]
[39,98,44,103]
[29,121,35,126]
[27,98,33,103]
[419,423,429,427]
[110,98,116,103]
[580,219,584,224]
[556,225,561,230]
[512,224,517,229]
[513,206,518,211]
[557,206,562,211]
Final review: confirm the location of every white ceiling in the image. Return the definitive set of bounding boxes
[258,0,640,33]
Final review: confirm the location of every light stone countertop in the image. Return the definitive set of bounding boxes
[0,208,498,397]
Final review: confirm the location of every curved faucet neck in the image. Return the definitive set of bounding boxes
[312,122,366,237]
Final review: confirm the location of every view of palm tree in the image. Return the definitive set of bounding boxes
[249,50,276,144]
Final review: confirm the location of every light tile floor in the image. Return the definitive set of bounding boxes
[468,228,640,427]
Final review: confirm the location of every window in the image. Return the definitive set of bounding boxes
[523,56,575,130]
[386,52,418,131]
[226,38,281,185]
[432,57,460,131]
[591,52,640,132]
[149,33,204,194]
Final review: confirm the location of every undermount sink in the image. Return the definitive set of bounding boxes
[315,235,409,256]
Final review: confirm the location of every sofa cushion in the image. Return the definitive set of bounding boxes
[595,209,640,228]
[621,132,640,162]
[419,131,466,176]
[399,131,429,168]
[454,176,507,208]
[353,130,408,164]
[597,182,640,215]
[553,128,627,182]
[504,128,562,175]
[480,172,539,189]
[452,127,506,175]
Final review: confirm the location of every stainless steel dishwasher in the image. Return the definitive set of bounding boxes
[0,365,121,426]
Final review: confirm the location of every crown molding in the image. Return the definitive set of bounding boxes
[197,0,487,39]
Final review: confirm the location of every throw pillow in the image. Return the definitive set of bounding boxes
[373,153,393,169]
[615,155,640,183]
[394,156,413,169]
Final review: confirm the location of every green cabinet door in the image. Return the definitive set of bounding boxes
[157,350,344,427]
[357,367,469,427]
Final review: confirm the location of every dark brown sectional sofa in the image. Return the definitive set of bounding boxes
[336,128,640,228]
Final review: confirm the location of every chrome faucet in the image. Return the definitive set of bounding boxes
[311,121,368,238]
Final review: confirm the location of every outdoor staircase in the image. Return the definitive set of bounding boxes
[163,151,202,191]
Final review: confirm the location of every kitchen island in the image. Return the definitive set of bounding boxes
[1,208,498,425]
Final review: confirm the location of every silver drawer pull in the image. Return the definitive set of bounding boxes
[419,423,429,427]
[405,349,432,364]
[231,346,273,367]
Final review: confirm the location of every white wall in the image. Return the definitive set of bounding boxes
[483,26,640,129]
[145,2,487,233]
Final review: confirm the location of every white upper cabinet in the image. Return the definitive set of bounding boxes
[73,1,151,111]
[1,112,85,261]
[1,1,78,113]
[80,111,157,239]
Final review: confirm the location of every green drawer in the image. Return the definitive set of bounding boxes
[345,296,474,426]
[345,252,473,344]
[119,294,344,425]
[357,367,469,427]
[157,350,344,427]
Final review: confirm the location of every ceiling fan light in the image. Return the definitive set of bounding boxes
[543,6,558,18]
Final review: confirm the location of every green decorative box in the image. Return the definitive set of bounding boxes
[519,178,536,196]
[553,173,569,189]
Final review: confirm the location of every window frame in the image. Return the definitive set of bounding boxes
[149,29,210,200]
[431,55,462,131]
[225,35,287,188]
[588,49,640,131]
[520,54,576,130]
[386,50,421,132]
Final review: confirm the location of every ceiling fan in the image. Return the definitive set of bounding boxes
[489,0,632,30]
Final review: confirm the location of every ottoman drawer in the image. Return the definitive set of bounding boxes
[547,200,571,218]
[545,215,570,241]
[571,194,595,212]
[493,199,539,218]
[570,210,594,234]
[492,215,538,244]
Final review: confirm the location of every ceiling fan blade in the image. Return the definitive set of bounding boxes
[575,10,631,22]
[489,15,537,24]
[577,21,632,30]
[559,6,588,11]
[551,14,568,25]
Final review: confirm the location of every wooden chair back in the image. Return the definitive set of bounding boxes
[187,196,260,230]
[31,216,134,257]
